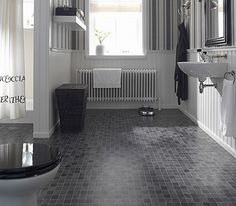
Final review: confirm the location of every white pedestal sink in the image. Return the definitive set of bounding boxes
[177,62,228,79]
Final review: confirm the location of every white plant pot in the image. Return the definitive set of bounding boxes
[96,45,105,55]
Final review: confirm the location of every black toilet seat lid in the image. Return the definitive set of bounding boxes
[0,143,61,179]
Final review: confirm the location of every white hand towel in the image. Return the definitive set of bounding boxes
[93,68,122,88]
[221,79,236,137]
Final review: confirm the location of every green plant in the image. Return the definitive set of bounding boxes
[95,29,110,44]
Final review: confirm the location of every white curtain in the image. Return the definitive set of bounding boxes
[0,0,26,119]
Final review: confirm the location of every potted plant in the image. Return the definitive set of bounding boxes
[95,29,110,55]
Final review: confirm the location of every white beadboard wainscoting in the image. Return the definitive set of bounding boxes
[180,49,236,158]
[71,51,178,109]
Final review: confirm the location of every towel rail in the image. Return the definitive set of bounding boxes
[224,71,235,84]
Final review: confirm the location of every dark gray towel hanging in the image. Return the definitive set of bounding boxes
[174,22,189,105]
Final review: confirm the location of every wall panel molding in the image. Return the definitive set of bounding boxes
[180,50,236,157]
[71,51,178,108]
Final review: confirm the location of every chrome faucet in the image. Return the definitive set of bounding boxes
[197,49,227,62]
[197,49,212,62]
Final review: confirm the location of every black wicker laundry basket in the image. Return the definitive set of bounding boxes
[55,84,88,133]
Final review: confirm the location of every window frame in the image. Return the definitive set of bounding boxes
[85,0,147,58]
[23,0,34,29]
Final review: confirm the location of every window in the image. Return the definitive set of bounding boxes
[23,0,34,29]
[87,0,145,56]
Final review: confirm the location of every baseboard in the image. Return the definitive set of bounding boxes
[86,102,177,110]
[33,132,50,138]
[49,120,60,137]
[161,104,178,109]
[179,107,236,159]
[33,120,59,138]
[87,102,157,109]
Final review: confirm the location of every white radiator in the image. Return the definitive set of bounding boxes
[76,68,160,104]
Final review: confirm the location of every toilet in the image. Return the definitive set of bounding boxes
[0,143,61,206]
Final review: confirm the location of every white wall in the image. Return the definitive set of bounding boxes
[33,0,50,137]
[70,0,181,109]
[33,0,72,138]
[49,51,71,131]
[71,51,178,109]
[179,1,236,157]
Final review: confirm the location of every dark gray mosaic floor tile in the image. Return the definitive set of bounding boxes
[0,109,235,206]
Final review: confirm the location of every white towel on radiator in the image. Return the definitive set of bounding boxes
[93,68,122,88]
[221,79,236,137]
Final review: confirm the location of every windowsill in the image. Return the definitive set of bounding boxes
[86,54,147,59]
